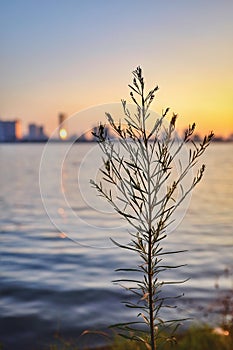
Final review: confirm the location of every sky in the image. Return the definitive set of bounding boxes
[0,0,232,137]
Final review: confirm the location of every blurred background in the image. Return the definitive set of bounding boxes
[0,1,232,349]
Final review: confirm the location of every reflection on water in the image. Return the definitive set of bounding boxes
[0,143,232,349]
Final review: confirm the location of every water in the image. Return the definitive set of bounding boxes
[0,143,232,349]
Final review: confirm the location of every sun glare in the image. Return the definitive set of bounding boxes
[59,128,67,140]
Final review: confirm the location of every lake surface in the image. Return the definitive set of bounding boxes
[0,142,232,349]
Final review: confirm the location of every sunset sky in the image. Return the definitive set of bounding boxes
[0,0,232,137]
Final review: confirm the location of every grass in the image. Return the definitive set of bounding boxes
[175,326,232,350]
[46,324,233,350]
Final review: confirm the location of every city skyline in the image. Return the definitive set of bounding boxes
[0,1,233,138]
[1,113,233,143]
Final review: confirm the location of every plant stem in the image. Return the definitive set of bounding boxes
[148,228,156,350]
[144,126,156,350]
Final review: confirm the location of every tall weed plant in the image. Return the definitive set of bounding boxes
[91,67,213,350]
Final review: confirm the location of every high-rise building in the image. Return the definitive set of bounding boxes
[0,119,21,141]
[58,113,66,126]
[58,113,68,140]
[27,123,47,141]
[28,124,37,140]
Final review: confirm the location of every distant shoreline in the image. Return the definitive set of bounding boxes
[0,139,97,144]
[0,139,232,144]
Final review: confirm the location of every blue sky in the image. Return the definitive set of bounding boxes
[0,0,232,136]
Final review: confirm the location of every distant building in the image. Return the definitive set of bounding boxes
[28,124,37,139]
[0,119,21,142]
[226,133,233,142]
[58,113,68,140]
[193,134,201,142]
[58,113,66,126]
[27,123,47,141]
